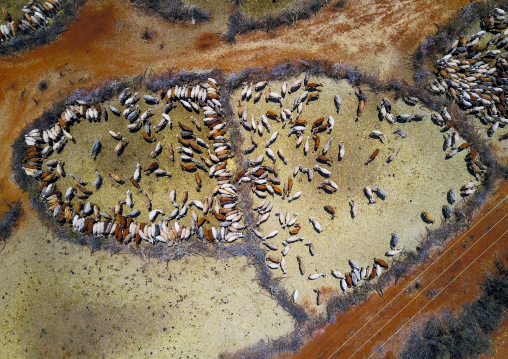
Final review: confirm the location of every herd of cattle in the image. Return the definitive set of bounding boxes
[22,77,249,246]
[12,4,505,311]
[430,7,508,142]
[233,76,400,300]
[21,67,485,306]
[1,0,62,43]
[233,70,484,305]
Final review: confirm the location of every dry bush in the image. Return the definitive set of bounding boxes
[141,27,154,40]
[37,80,48,92]
[334,0,348,9]
[400,257,508,359]
[0,200,23,248]
[223,0,329,43]
[131,0,210,24]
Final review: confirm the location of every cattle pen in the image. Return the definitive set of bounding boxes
[1,0,508,357]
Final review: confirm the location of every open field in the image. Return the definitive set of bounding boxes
[0,210,294,358]
[1,0,508,357]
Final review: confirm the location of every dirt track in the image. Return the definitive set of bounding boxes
[282,179,508,358]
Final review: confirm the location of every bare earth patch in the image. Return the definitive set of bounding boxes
[0,210,294,358]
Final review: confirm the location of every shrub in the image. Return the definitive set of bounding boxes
[141,27,154,40]
[223,0,329,43]
[0,201,23,247]
[131,0,210,24]
[37,80,48,92]
[400,258,508,359]
[334,0,347,9]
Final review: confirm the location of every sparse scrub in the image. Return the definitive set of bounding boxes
[0,200,23,249]
[400,255,508,359]
[141,27,154,40]
[37,80,48,92]
[426,288,438,297]
[223,0,329,43]
[220,330,304,358]
[131,0,210,24]
[334,0,347,9]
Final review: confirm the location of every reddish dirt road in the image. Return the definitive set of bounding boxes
[285,179,508,359]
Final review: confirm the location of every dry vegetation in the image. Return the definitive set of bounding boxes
[223,0,329,43]
[0,200,23,251]
[400,253,508,359]
[130,0,210,24]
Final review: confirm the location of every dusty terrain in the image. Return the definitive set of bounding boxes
[2,0,506,358]
[0,209,295,358]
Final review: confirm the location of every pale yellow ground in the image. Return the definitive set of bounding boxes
[0,209,294,358]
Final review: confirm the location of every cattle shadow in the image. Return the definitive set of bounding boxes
[402,98,417,106]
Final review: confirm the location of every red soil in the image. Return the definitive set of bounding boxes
[1,1,506,356]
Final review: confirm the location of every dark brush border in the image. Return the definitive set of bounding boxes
[223,0,343,44]
[0,200,24,253]
[130,0,210,24]
[0,0,85,57]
